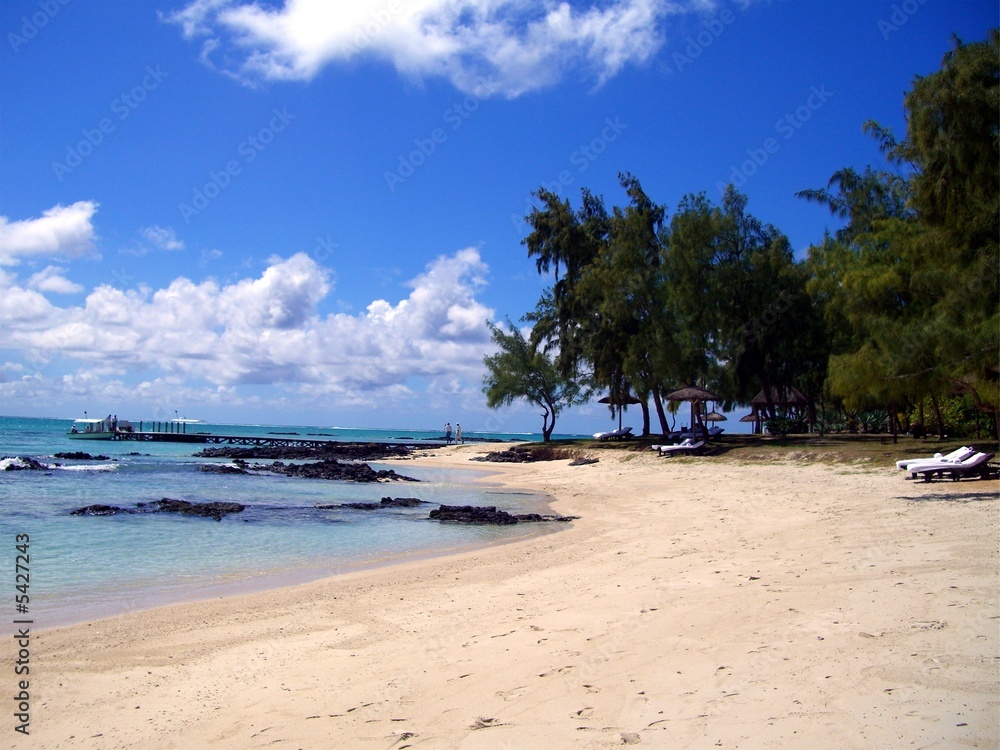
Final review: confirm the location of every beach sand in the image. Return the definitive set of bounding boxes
[12,445,998,749]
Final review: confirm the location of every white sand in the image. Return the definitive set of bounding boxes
[13,445,999,748]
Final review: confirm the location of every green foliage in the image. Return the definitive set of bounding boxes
[764,416,807,437]
[482,318,589,441]
[498,30,997,440]
[801,30,999,436]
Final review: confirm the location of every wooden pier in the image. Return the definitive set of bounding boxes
[113,431,374,448]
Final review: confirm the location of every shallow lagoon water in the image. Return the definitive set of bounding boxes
[0,417,562,629]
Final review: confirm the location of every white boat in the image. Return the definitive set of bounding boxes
[67,418,114,439]
[67,417,134,440]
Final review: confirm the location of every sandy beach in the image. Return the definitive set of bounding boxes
[11,444,998,749]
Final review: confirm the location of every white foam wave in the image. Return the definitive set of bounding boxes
[55,463,119,472]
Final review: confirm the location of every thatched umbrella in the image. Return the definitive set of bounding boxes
[598,393,642,430]
[666,385,720,437]
[704,410,727,422]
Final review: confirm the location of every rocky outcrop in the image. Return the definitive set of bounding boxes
[194,442,417,461]
[316,496,427,510]
[470,447,578,463]
[53,452,110,460]
[71,498,246,521]
[136,498,245,521]
[256,459,417,483]
[429,505,578,524]
[3,456,49,471]
[70,504,133,516]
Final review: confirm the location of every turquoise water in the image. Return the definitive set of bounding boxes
[0,416,568,629]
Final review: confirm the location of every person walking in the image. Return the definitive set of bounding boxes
[455,423,463,444]
[445,422,452,444]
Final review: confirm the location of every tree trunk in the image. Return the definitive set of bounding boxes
[541,406,553,442]
[639,400,651,437]
[930,393,945,438]
[889,404,898,444]
[652,388,669,435]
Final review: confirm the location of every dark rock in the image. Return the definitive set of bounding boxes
[143,498,245,521]
[70,504,133,516]
[193,442,418,462]
[470,446,571,463]
[3,456,49,471]
[318,496,427,510]
[429,504,579,524]
[53,452,111,460]
[568,457,599,466]
[199,463,250,475]
[254,458,417,483]
[430,505,519,524]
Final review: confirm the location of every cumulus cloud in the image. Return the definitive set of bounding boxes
[0,248,496,407]
[163,0,681,96]
[0,201,98,266]
[27,266,85,295]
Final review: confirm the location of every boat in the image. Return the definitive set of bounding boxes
[67,418,114,439]
[67,417,134,440]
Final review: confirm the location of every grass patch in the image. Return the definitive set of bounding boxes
[521,433,999,467]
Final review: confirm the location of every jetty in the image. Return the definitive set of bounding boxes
[113,430,387,448]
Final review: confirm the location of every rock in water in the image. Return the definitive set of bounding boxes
[70,504,133,516]
[428,504,579,524]
[140,498,246,521]
[3,456,49,471]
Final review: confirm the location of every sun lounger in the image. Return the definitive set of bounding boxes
[658,439,706,457]
[909,452,994,482]
[895,446,973,471]
[593,426,633,442]
[666,426,724,441]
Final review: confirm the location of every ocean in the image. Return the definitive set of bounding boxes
[0,416,576,630]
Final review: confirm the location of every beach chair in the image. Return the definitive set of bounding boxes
[909,452,994,482]
[658,439,706,457]
[594,426,633,442]
[895,446,973,471]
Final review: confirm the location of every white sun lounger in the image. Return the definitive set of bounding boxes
[658,439,706,457]
[593,426,633,441]
[895,446,973,471]
[909,452,994,482]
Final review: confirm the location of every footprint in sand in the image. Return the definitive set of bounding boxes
[495,686,529,702]
[538,665,574,677]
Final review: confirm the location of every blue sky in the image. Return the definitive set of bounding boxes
[0,0,995,434]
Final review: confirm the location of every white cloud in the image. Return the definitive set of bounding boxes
[164,0,684,97]
[27,265,85,295]
[140,225,185,251]
[0,247,496,408]
[0,201,98,266]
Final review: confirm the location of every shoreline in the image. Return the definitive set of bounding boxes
[13,444,998,748]
[11,448,561,633]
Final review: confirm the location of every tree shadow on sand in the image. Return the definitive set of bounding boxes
[898,490,998,503]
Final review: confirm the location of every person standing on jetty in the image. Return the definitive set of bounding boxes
[456,423,463,444]
[445,422,452,444]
